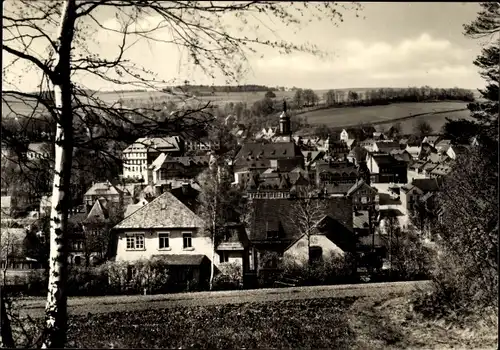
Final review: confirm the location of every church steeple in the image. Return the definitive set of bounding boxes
[279,99,291,136]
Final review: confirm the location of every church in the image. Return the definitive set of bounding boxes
[233,100,304,175]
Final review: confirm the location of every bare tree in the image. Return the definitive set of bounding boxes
[290,187,329,265]
[2,0,361,347]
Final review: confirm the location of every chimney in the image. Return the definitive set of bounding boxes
[182,183,189,195]
[154,185,162,197]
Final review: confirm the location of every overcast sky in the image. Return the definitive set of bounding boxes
[2,2,489,91]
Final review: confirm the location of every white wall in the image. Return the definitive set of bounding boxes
[115,229,220,264]
[284,234,344,266]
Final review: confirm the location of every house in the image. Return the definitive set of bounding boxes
[122,136,184,180]
[233,142,304,175]
[84,181,130,208]
[340,129,349,142]
[247,197,354,271]
[325,139,350,160]
[422,135,442,148]
[1,196,17,217]
[26,142,53,162]
[112,191,248,288]
[316,160,359,187]
[301,150,325,170]
[390,149,412,163]
[366,153,407,184]
[148,154,209,184]
[359,139,377,153]
[346,179,379,210]
[400,178,443,214]
[374,141,400,154]
[430,164,452,178]
[184,137,220,152]
[405,144,422,160]
[1,227,44,285]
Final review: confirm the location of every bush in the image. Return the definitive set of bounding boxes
[389,229,437,280]
[281,253,357,286]
[26,269,48,296]
[212,262,243,291]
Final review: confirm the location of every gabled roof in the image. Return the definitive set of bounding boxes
[248,197,352,242]
[375,141,400,153]
[124,136,181,153]
[370,154,405,167]
[113,191,204,230]
[347,179,376,196]
[85,182,122,197]
[412,178,443,193]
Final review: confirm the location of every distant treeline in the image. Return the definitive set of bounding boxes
[323,86,475,107]
[164,84,280,94]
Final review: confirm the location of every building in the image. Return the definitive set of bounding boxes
[315,160,359,187]
[272,100,293,143]
[400,178,443,214]
[246,197,354,271]
[346,179,379,210]
[147,154,209,185]
[373,141,400,154]
[84,181,132,209]
[112,191,248,287]
[366,153,407,184]
[26,142,52,162]
[122,136,184,180]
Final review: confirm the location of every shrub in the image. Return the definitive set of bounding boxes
[212,262,243,291]
[25,269,48,296]
[389,229,437,281]
[282,253,356,286]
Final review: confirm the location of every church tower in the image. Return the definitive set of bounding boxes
[279,100,291,135]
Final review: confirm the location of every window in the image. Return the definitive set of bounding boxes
[183,233,192,249]
[219,252,229,263]
[361,196,368,204]
[158,233,169,249]
[126,234,145,250]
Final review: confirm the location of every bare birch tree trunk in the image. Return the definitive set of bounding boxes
[1,293,15,348]
[209,166,219,291]
[42,0,77,348]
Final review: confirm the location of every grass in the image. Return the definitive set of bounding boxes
[299,101,469,127]
[10,293,498,349]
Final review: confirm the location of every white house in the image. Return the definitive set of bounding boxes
[340,129,349,143]
[122,136,182,180]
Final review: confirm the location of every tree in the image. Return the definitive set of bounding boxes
[347,90,359,104]
[324,90,337,107]
[462,2,499,141]
[197,161,244,290]
[441,118,480,145]
[290,188,329,265]
[293,89,305,109]
[264,90,276,99]
[303,89,319,106]
[2,1,360,346]
[413,120,433,137]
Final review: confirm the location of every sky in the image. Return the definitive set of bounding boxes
[2,2,491,92]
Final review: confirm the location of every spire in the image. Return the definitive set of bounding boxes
[283,99,287,113]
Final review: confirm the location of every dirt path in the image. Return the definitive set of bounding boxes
[16,280,430,318]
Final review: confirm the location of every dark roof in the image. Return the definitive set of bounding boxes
[248,197,353,242]
[371,154,406,167]
[323,183,354,195]
[375,141,400,153]
[411,178,443,192]
[113,191,204,230]
[150,254,208,266]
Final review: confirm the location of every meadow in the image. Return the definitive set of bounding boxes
[297,101,471,134]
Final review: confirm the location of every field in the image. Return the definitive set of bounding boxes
[297,101,471,134]
[11,293,497,349]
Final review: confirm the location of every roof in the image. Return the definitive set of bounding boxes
[347,179,376,196]
[375,141,400,153]
[150,254,208,266]
[248,197,353,242]
[423,135,441,145]
[27,142,51,154]
[124,203,146,218]
[235,142,302,165]
[124,136,181,153]
[422,162,438,172]
[430,164,452,176]
[370,154,405,167]
[84,182,122,197]
[411,178,443,192]
[113,191,204,230]
[323,183,354,195]
[353,211,370,229]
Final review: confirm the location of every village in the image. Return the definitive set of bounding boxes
[1,99,473,292]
